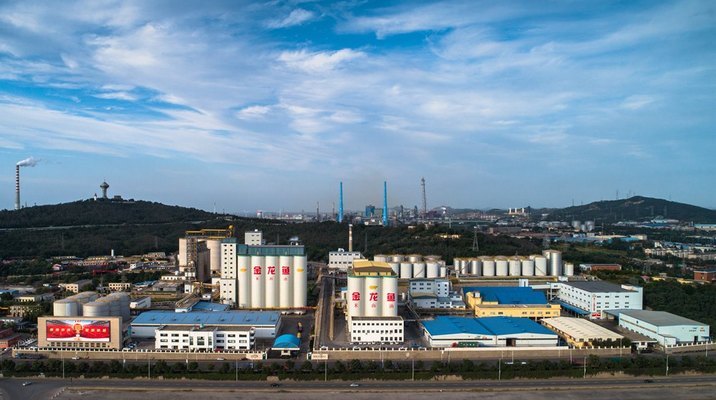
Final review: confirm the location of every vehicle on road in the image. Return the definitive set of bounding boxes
[22,382,32,386]
[644,379,654,383]
[270,383,280,387]
[216,358,225,361]
[349,383,360,387]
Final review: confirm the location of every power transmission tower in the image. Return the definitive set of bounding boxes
[421,177,427,220]
[472,226,479,252]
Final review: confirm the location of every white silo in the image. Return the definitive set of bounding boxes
[347,276,364,317]
[364,276,382,317]
[585,221,595,232]
[115,292,130,320]
[426,261,439,278]
[206,239,222,276]
[469,259,482,276]
[399,262,412,279]
[388,262,400,276]
[250,255,265,308]
[293,256,307,308]
[237,255,250,308]
[495,257,509,276]
[413,262,426,279]
[279,256,294,308]
[264,255,279,308]
[407,254,422,263]
[53,299,78,317]
[439,265,447,277]
[390,254,405,263]
[564,262,575,277]
[424,255,441,262]
[83,301,109,317]
[509,257,521,276]
[534,255,548,276]
[481,257,495,276]
[374,254,389,263]
[572,220,581,231]
[521,258,535,276]
[178,238,188,266]
[544,250,562,276]
[381,277,398,317]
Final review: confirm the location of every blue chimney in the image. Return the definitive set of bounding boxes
[383,181,388,226]
[338,181,344,223]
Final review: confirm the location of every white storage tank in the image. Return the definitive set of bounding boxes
[250,255,265,308]
[426,262,439,278]
[544,250,562,276]
[413,262,426,279]
[521,258,535,277]
[347,276,363,317]
[460,259,469,275]
[424,255,441,262]
[533,255,548,276]
[237,255,250,308]
[388,262,400,276]
[390,254,405,263]
[469,259,482,276]
[381,277,398,317]
[374,254,389,263]
[83,301,109,317]
[481,257,495,276]
[293,256,308,309]
[364,276,382,317]
[279,256,294,308]
[399,262,412,279]
[53,299,78,317]
[495,256,509,276]
[206,239,222,276]
[407,254,422,263]
[564,262,575,277]
[264,255,279,308]
[509,257,522,276]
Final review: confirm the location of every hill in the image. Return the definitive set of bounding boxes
[545,196,716,223]
[0,199,217,229]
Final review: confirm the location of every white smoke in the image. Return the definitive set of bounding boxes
[16,157,39,167]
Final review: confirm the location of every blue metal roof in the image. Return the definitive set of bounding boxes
[272,334,301,349]
[423,316,554,337]
[554,300,590,315]
[462,286,547,305]
[131,310,280,326]
[191,301,230,312]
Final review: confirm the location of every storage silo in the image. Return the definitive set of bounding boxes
[544,250,562,276]
[364,276,382,317]
[495,256,509,276]
[390,254,404,263]
[115,292,131,320]
[108,297,121,317]
[585,221,595,232]
[413,262,426,279]
[347,276,363,317]
[460,259,469,275]
[83,301,109,317]
[206,239,222,276]
[237,255,250,308]
[521,258,535,277]
[178,238,188,266]
[250,255,265,308]
[374,254,388,263]
[279,256,294,308]
[469,259,482,276]
[481,257,495,276]
[509,257,521,276]
[424,255,441,262]
[439,265,447,277]
[293,256,307,308]
[407,254,422,263]
[388,262,400,276]
[381,276,398,317]
[264,255,279,308]
[533,255,548,276]
[399,262,412,279]
[564,262,575,276]
[53,299,78,317]
[426,261,439,278]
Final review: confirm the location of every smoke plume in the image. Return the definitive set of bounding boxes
[16,157,39,167]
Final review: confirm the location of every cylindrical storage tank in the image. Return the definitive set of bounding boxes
[399,262,412,279]
[534,256,548,276]
[460,259,469,275]
[292,256,307,308]
[495,257,508,276]
[521,258,535,276]
[388,262,400,276]
[178,238,188,266]
[481,257,495,276]
[389,254,404,263]
[407,254,422,263]
[547,250,562,276]
[109,299,121,317]
[564,262,575,277]
[237,255,250,308]
[347,276,363,318]
[53,300,78,317]
[509,257,521,276]
[83,301,109,317]
[264,255,279,308]
[279,256,294,308]
[117,292,131,320]
[364,276,382,317]
[439,265,447,277]
[585,221,595,232]
[250,255,265,308]
[374,254,389,263]
[424,255,441,262]
[470,259,482,276]
[206,239,222,276]
[381,277,398,317]
[413,262,426,279]
[426,262,439,278]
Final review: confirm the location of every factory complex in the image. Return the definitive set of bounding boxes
[422,316,559,348]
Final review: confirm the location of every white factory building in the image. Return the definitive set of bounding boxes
[372,254,448,280]
[130,310,281,341]
[155,325,255,351]
[453,250,574,278]
[328,249,364,272]
[347,260,404,344]
[552,281,643,319]
[615,310,710,346]
[408,279,465,309]
[219,233,307,311]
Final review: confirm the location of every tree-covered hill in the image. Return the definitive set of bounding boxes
[545,196,716,223]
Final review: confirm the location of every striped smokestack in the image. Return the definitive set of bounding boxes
[15,165,20,210]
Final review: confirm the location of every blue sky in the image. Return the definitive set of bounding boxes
[1,0,714,213]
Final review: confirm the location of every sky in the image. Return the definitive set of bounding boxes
[1,0,715,213]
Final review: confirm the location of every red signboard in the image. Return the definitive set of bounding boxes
[46,320,110,342]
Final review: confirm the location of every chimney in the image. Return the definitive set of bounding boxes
[15,165,20,210]
[348,224,353,252]
[338,181,344,223]
[382,181,388,226]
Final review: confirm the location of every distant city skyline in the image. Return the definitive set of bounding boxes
[1,1,715,212]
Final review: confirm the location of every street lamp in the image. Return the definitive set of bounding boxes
[583,356,587,379]
[498,357,502,381]
[665,354,669,376]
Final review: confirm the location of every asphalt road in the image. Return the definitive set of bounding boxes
[2,374,716,400]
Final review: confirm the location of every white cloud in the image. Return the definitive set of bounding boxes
[237,105,272,120]
[267,9,315,29]
[621,95,656,110]
[278,49,365,73]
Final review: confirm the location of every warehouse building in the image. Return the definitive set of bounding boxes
[463,286,560,319]
[347,260,403,344]
[422,316,559,348]
[614,310,710,346]
[541,317,623,348]
[552,281,643,319]
[130,310,280,340]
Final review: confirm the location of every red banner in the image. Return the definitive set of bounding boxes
[46,320,111,342]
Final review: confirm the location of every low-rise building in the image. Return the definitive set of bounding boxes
[130,310,281,340]
[9,304,41,318]
[422,316,559,348]
[694,270,716,283]
[16,293,55,303]
[59,280,93,294]
[553,281,643,319]
[349,316,404,344]
[579,264,622,272]
[616,310,710,346]
[155,325,254,351]
[129,296,152,310]
[541,317,623,348]
[108,282,132,291]
[409,279,465,309]
[328,249,364,271]
[463,286,560,319]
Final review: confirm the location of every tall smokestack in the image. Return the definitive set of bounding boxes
[383,181,388,227]
[338,181,344,223]
[348,223,353,252]
[15,165,20,211]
